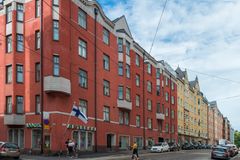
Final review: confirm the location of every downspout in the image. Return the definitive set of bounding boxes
[94,7,98,152]
[169,75,172,142]
[142,52,146,149]
[40,0,44,154]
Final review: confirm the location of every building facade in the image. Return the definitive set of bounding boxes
[208,105,214,145]
[0,0,178,153]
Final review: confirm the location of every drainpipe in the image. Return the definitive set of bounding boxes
[169,75,172,142]
[40,0,44,154]
[94,7,98,152]
[142,52,146,149]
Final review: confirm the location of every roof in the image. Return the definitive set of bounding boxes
[113,15,133,38]
[175,67,185,80]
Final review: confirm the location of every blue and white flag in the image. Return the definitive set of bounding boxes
[71,105,88,124]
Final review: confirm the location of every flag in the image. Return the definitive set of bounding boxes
[71,105,88,124]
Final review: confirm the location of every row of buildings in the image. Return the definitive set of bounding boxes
[0,0,234,153]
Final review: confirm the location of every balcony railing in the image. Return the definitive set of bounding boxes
[44,76,71,95]
[156,113,165,120]
[4,114,25,125]
[117,99,132,110]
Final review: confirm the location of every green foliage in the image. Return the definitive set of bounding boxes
[234,130,240,147]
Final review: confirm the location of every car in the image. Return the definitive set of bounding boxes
[182,142,194,150]
[211,146,230,160]
[150,142,170,153]
[168,142,180,151]
[0,142,20,159]
[220,145,235,157]
[225,144,238,156]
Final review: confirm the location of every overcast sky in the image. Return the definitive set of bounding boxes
[98,0,240,131]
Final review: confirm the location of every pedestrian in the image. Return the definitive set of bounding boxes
[74,142,78,157]
[65,139,69,156]
[68,139,75,158]
[131,141,139,160]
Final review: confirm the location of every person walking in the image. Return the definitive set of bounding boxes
[67,139,75,158]
[131,141,139,160]
[65,139,69,156]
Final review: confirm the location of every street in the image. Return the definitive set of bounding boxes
[19,150,240,160]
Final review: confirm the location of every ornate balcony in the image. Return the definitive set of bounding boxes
[156,113,165,120]
[44,76,71,95]
[4,114,25,125]
[117,100,132,110]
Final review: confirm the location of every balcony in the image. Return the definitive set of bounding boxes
[117,100,132,110]
[4,114,25,125]
[44,76,71,95]
[156,113,165,120]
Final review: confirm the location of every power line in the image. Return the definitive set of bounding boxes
[149,0,168,54]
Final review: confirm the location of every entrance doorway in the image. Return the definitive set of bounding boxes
[158,137,164,143]
[107,134,115,150]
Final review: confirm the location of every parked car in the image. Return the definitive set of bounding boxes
[211,146,230,160]
[150,142,170,153]
[220,145,235,157]
[168,142,180,151]
[225,144,238,156]
[0,142,20,159]
[182,143,194,150]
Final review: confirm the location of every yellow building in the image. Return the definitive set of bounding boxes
[176,68,208,144]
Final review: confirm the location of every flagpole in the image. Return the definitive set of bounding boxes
[60,102,76,155]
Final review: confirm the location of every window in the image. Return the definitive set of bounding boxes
[52,0,59,6]
[6,65,12,83]
[147,81,152,92]
[157,103,160,113]
[171,96,175,104]
[147,63,151,74]
[103,106,110,121]
[6,96,12,114]
[126,87,131,101]
[103,54,110,70]
[103,28,109,45]
[79,69,87,88]
[78,39,87,58]
[124,112,129,125]
[147,99,152,111]
[148,118,152,129]
[36,0,40,17]
[165,77,168,86]
[53,55,59,76]
[165,92,169,101]
[6,35,12,53]
[16,3,24,22]
[78,9,87,29]
[156,85,160,96]
[53,20,59,40]
[172,125,174,133]
[35,95,40,114]
[119,111,124,124]
[166,123,169,133]
[6,5,12,23]
[8,129,24,148]
[171,110,174,119]
[126,40,130,55]
[119,111,129,125]
[156,68,161,78]
[103,80,110,96]
[162,104,164,114]
[16,96,24,114]
[118,86,123,100]
[135,53,140,66]
[171,81,174,90]
[136,74,140,87]
[136,95,140,107]
[118,38,123,52]
[16,65,23,83]
[79,99,87,116]
[118,62,123,76]
[35,30,40,50]
[126,64,130,78]
[32,130,41,149]
[136,115,140,127]
[165,108,168,117]
[17,34,24,52]
[35,63,40,82]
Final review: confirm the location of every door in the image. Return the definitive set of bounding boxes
[107,134,112,149]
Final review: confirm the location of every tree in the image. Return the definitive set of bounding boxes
[234,130,240,147]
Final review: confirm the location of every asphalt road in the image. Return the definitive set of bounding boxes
[18,150,240,160]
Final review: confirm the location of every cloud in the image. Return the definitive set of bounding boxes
[98,0,240,130]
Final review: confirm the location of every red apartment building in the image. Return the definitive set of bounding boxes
[0,0,178,153]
